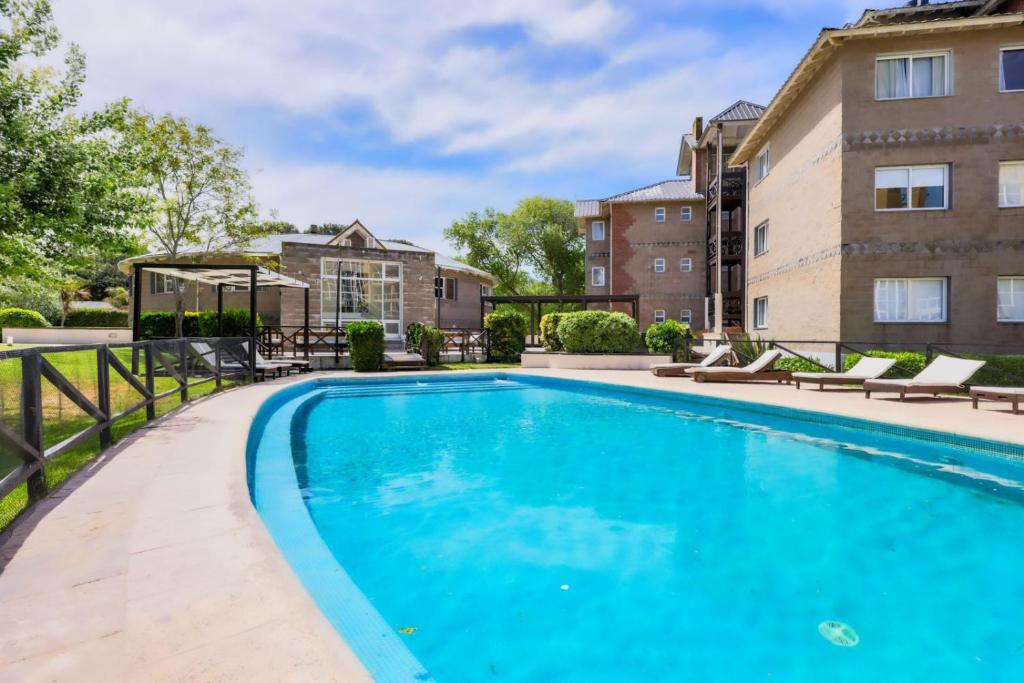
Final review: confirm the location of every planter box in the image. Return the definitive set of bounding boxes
[521,351,671,371]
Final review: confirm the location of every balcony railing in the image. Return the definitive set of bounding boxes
[707,171,745,204]
[708,233,745,262]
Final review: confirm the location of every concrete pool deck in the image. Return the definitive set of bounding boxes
[1,367,1022,682]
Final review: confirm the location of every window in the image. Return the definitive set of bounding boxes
[654,207,666,223]
[755,146,770,182]
[875,165,948,210]
[150,273,177,294]
[591,220,605,241]
[998,277,1024,322]
[321,258,402,332]
[754,222,769,257]
[875,52,949,99]
[874,278,948,323]
[480,284,492,298]
[680,309,692,324]
[654,258,666,273]
[654,309,666,323]
[754,297,768,329]
[435,277,458,300]
[680,206,692,221]
[591,266,606,287]
[1000,47,1024,92]
[999,161,1024,207]
[679,258,693,273]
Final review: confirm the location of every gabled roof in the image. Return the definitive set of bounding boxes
[708,100,766,123]
[575,180,704,218]
[327,219,381,248]
[855,0,986,27]
[731,10,1024,165]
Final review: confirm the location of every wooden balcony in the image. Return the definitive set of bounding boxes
[707,233,744,263]
[707,170,745,205]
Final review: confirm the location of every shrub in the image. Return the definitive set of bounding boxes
[419,326,446,366]
[347,320,385,371]
[645,320,691,355]
[0,308,50,331]
[138,311,202,338]
[960,353,1024,387]
[730,334,772,364]
[539,312,567,351]
[196,308,263,337]
[776,357,833,373]
[843,351,926,378]
[556,310,640,354]
[484,309,528,362]
[64,309,129,328]
[405,322,426,353]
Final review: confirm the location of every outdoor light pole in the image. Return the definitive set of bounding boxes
[249,266,257,375]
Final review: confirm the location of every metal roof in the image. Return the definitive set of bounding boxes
[142,265,310,289]
[605,179,703,203]
[708,100,767,123]
[574,200,602,218]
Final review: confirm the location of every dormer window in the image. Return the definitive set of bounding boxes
[876,52,949,100]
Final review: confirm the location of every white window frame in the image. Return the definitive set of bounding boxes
[591,266,606,287]
[999,46,1024,93]
[654,309,666,323]
[874,164,949,212]
[654,207,666,223]
[753,297,768,329]
[654,258,666,273]
[480,283,492,298]
[755,145,770,183]
[591,220,606,241]
[873,277,948,324]
[875,50,951,101]
[998,160,1024,208]
[151,273,177,294]
[321,258,403,337]
[997,276,1024,322]
[680,206,692,222]
[679,258,692,273]
[679,309,692,324]
[754,222,769,257]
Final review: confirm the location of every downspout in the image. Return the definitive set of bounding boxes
[714,123,724,335]
[435,265,441,327]
[608,202,614,298]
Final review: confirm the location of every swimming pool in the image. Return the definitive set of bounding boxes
[248,373,1024,682]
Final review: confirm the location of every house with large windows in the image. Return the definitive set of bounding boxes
[728,0,1024,345]
[575,180,707,330]
[121,220,496,340]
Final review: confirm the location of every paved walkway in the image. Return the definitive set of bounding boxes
[0,373,370,683]
[1,367,1021,682]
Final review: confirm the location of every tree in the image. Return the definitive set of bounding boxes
[444,198,583,296]
[260,219,298,233]
[307,223,347,235]
[0,1,144,283]
[118,110,263,335]
[57,275,88,327]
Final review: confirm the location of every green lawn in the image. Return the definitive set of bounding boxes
[436,362,520,371]
[0,345,243,531]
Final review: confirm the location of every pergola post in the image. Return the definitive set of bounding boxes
[132,264,143,342]
[249,266,257,377]
[303,287,310,360]
[216,283,224,337]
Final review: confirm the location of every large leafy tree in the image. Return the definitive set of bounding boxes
[117,110,263,335]
[0,0,142,282]
[444,198,583,296]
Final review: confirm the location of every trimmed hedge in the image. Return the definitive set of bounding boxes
[842,350,1024,386]
[196,309,263,337]
[556,310,640,354]
[419,326,446,366]
[484,309,528,362]
[64,309,129,328]
[776,357,833,373]
[0,307,50,330]
[644,320,690,355]
[405,322,426,353]
[348,320,385,371]
[843,351,926,378]
[139,311,200,338]
[539,312,567,351]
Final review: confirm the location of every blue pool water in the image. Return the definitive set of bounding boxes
[249,375,1024,682]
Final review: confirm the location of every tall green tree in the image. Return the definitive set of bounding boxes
[118,110,263,335]
[0,0,143,282]
[444,198,583,296]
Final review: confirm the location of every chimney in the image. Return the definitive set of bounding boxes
[692,116,703,140]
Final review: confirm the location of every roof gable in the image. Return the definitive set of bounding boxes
[326,219,383,249]
[708,100,766,123]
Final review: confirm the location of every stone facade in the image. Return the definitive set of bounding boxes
[743,22,1024,346]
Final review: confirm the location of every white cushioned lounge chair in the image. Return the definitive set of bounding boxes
[793,356,897,390]
[863,356,986,400]
[685,349,791,384]
[650,345,732,377]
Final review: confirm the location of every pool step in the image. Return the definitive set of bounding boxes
[322,380,525,399]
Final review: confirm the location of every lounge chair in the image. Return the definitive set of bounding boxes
[863,356,986,400]
[685,349,791,384]
[192,341,290,381]
[793,357,897,390]
[650,345,733,377]
[255,349,312,374]
[970,386,1023,414]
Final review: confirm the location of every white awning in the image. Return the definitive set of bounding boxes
[143,265,309,289]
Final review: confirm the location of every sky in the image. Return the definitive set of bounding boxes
[52,0,869,254]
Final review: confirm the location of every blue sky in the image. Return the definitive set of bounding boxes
[53,0,868,253]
